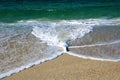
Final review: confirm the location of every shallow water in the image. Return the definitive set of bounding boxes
[0,19,120,78]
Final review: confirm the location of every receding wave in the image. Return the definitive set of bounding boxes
[0,18,120,79]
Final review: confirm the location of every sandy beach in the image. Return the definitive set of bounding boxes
[2,53,120,80]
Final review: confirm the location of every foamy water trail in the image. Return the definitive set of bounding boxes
[68,40,120,62]
[66,52,120,62]
[69,40,120,48]
[0,18,120,79]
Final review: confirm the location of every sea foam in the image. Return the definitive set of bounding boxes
[0,18,120,79]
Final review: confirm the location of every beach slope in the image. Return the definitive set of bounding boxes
[2,54,120,80]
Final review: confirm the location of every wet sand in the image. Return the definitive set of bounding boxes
[2,53,120,80]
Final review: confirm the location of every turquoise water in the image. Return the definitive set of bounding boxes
[0,0,120,22]
[0,0,120,79]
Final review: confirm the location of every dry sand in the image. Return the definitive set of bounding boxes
[2,53,120,80]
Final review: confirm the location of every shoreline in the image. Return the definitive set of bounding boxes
[0,52,63,79]
[2,53,120,80]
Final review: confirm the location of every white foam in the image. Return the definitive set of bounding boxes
[31,19,120,61]
[0,18,120,79]
[31,20,95,47]
[31,18,120,48]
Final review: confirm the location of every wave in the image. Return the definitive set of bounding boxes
[31,20,93,47]
[31,18,120,46]
[31,18,120,61]
[0,18,120,79]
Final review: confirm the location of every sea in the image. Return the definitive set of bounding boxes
[0,0,120,79]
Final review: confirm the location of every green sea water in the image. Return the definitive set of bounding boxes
[0,0,120,22]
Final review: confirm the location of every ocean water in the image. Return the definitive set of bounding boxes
[0,0,120,79]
